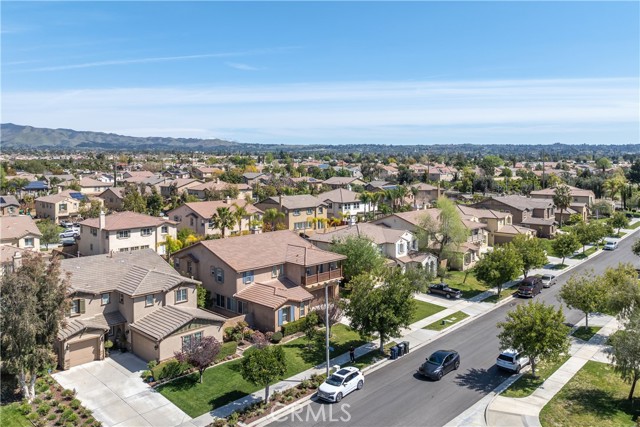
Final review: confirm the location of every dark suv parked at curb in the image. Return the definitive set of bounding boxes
[517,277,543,298]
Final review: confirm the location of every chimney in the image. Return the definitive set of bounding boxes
[225,196,231,204]
[109,249,114,258]
[99,210,106,230]
[12,251,22,271]
[279,195,283,208]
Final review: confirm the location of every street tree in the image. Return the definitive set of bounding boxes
[417,197,468,262]
[345,268,416,352]
[175,336,221,384]
[241,345,287,402]
[0,253,69,401]
[552,184,572,227]
[314,300,344,335]
[37,219,60,250]
[302,310,320,344]
[474,243,523,297]
[608,211,629,236]
[607,310,640,401]
[573,221,598,254]
[602,263,640,320]
[331,235,385,282]
[551,232,580,266]
[497,301,570,378]
[511,235,548,277]
[558,271,608,328]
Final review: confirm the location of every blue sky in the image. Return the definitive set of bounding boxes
[2,1,639,145]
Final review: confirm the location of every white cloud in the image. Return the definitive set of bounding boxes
[224,62,262,71]
[3,77,638,144]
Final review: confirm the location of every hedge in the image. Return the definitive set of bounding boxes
[281,314,322,336]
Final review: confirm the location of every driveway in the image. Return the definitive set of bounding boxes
[53,352,192,427]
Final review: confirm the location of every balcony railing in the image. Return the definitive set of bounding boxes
[302,267,342,286]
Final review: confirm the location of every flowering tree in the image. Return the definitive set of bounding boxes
[175,336,221,384]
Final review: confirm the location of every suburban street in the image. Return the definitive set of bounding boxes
[270,230,640,427]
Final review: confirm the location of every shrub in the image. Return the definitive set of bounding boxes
[228,411,240,426]
[147,360,158,371]
[37,403,51,416]
[44,391,53,400]
[212,419,226,427]
[27,413,40,422]
[86,417,95,424]
[280,318,307,336]
[69,398,81,410]
[270,331,283,343]
[153,359,189,381]
[140,370,152,380]
[47,413,57,421]
[18,402,32,415]
[265,331,274,341]
[33,397,43,404]
[60,408,77,423]
[61,388,75,399]
[224,321,251,342]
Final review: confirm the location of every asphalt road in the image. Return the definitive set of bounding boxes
[270,231,639,427]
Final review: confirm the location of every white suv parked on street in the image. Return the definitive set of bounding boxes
[496,349,530,373]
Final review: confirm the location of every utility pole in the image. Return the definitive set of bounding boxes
[325,283,330,377]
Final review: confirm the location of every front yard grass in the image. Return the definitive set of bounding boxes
[157,324,368,417]
[537,238,560,258]
[571,246,598,259]
[540,361,640,427]
[410,299,446,324]
[442,270,489,299]
[483,287,518,303]
[0,404,31,427]
[626,220,640,230]
[551,264,569,270]
[423,311,469,331]
[572,326,601,342]
[501,354,571,398]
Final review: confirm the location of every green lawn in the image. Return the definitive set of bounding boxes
[158,324,367,417]
[441,270,489,299]
[540,361,640,427]
[571,246,598,259]
[410,300,446,324]
[626,221,640,230]
[612,231,627,238]
[352,341,397,371]
[423,311,469,331]
[483,287,518,303]
[502,354,571,398]
[0,404,31,427]
[551,264,569,270]
[537,238,560,258]
[572,326,602,342]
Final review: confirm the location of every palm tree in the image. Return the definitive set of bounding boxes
[369,191,383,218]
[410,186,419,209]
[552,184,572,227]
[263,208,285,232]
[232,203,250,235]
[396,185,409,210]
[358,191,372,218]
[210,206,236,238]
[318,217,329,233]
[330,217,342,229]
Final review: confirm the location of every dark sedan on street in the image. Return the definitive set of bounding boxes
[427,283,462,299]
[417,350,460,380]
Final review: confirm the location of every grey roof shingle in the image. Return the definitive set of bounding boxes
[129,305,225,341]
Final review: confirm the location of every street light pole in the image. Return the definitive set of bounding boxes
[325,283,330,377]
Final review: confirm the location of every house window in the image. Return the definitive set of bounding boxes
[215,293,226,308]
[90,228,97,236]
[174,258,180,268]
[182,335,191,351]
[161,226,168,234]
[318,207,324,213]
[272,265,283,278]
[190,217,194,226]
[307,208,313,215]
[173,216,181,222]
[141,228,152,236]
[237,300,246,314]
[145,294,154,307]
[216,268,224,283]
[293,209,300,216]
[300,302,306,317]
[226,298,236,312]
[175,288,188,303]
[194,331,203,345]
[70,299,84,316]
[101,293,110,305]
[130,246,140,251]
[242,271,254,284]
[59,203,67,212]
[279,306,293,325]
[187,261,192,274]
[24,238,34,247]
[141,245,149,249]
[119,293,124,304]
[117,230,130,239]
[119,248,129,252]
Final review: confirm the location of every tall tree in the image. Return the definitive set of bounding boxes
[161,235,183,260]
[37,219,60,250]
[511,235,548,278]
[232,203,250,235]
[595,157,612,173]
[146,187,164,217]
[608,211,629,236]
[417,197,468,262]
[241,345,287,402]
[608,310,640,401]
[551,232,580,266]
[331,235,385,282]
[573,221,598,254]
[78,199,103,218]
[262,208,285,232]
[602,263,640,320]
[345,269,416,352]
[559,271,608,328]
[122,184,147,213]
[0,253,69,401]
[210,206,236,238]
[552,184,572,227]
[175,336,221,384]
[497,301,570,378]
[474,243,523,297]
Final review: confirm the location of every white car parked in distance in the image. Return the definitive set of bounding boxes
[540,274,557,288]
[496,349,530,373]
[603,240,619,251]
[317,367,364,402]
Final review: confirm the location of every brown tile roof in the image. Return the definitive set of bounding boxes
[0,215,42,240]
[411,183,439,191]
[0,195,19,207]
[58,318,109,340]
[529,185,595,197]
[188,181,251,192]
[261,195,326,210]
[495,224,537,236]
[36,190,77,204]
[182,230,345,272]
[309,223,408,245]
[235,278,313,309]
[457,205,509,220]
[491,195,555,211]
[159,178,201,189]
[79,177,112,188]
[180,200,262,219]
[129,305,225,341]
[521,217,556,226]
[318,188,361,204]
[386,209,441,227]
[80,211,176,231]
[462,219,487,230]
[0,245,34,264]
[322,177,361,185]
[61,249,198,295]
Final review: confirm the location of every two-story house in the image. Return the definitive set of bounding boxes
[56,250,226,369]
[308,223,438,275]
[529,185,594,223]
[186,181,253,201]
[318,188,375,224]
[167,200,263,237]
[321,177,366,190]
[159,178,203,198]
[456,205,536,246]
[35,190,82,224]
[192,166,224,180]
[76,177,113,195]
[172,231,345,332]
[472,195,557,238]
[0,195,20,216]
[0,215,41,250]
[409,183,442,209]
[77,211,177,256]
[255,195,328,235]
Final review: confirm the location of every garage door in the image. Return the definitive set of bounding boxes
[68,339,99,368]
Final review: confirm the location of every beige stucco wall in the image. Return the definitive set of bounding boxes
[157,323,224,361]
[70,292,119,318]
[1,234,41,250]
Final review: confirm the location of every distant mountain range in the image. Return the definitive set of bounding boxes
[1,123,240,151]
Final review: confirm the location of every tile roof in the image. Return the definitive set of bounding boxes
[184,230,345,272]
[159,178,201,188]
[495,224,537,236]
[490,195,555,211]
[58,317,109,340]
[129,305,225,341]
[36,190,77,204]
[179,200,262,219]
[411,183,439,191]
[79,177,112,188]
[385,209,441,227]
[308,223,408,245]
[521,217,556,226]
[80,211,176,231]
[61,249,198,295]
[262,195,326,210]
[529,185,595,197]
[318,188,361,204]
[322,177,361,185]
[0,245,33,264]
[0,215,42,240]
[0,195,19,207]
[457,205,509,220]
[235,278,313,309]
[188,181,251,192]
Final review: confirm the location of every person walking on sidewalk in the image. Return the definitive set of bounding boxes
[349,346,355,363]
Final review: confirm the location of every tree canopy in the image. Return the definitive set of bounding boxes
[241,345,287,402]
[37,219,60,250]
[417,197,468,263]
[474,243,523,296]
[175,336,221,384]
[608,310,640,401]
[551,232,580,266]
[559,270,608,328]
[511,235,548,278]
[331,235,385,282]
[552,184,572,227]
